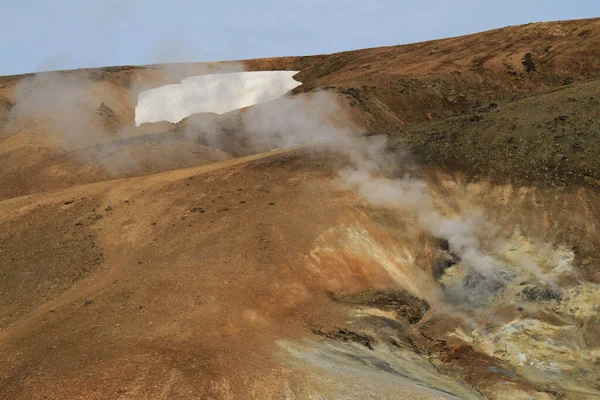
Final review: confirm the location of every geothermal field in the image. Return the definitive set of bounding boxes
[2,17,600,400]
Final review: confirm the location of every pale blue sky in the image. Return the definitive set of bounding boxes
[1,1,599,76]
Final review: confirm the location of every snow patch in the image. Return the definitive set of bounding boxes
[135,71,302,126]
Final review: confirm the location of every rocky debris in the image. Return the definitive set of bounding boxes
[312,328,375,350]
[581,257,592,267]
[329,289,430,324]
[95,102,116,118]
[432,252,460,279]
[522,52,537,73]
[521,284,561,302]
[478,317,597,394]
[432,238,460,279]
[339,87,363,102]
[405,314,561,398]
[555,284,600,322]
[104,206,112,212]
[554,115,568,122]
[440,344,551,397]
[190,207,205,213]
[563,77,574,86]
[444,268,511,306]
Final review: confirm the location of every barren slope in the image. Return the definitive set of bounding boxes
[2,18,600,199]
[2,18,600,400]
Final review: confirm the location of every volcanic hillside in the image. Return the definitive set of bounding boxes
[1,18,600,399]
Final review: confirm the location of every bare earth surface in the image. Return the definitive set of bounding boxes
[2,18,600,399]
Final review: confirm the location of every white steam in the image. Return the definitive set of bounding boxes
[8,72,114,150]
[337,143,501,278]
[4,62,555,302]
[231,90,555,303]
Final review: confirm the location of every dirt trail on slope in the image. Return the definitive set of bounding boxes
[0,147,298,344]
[2,147,599,398]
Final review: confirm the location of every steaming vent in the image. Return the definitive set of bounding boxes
[135,71,302,126]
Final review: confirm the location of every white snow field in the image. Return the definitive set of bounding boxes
[135,71,301,126]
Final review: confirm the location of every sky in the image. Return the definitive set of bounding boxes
[1,0,599,76]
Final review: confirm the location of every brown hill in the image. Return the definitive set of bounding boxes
[2,18,600,399]
[2,18,600,199]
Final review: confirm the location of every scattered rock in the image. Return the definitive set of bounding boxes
[330,289,429,324]
[432,250,460,279]
[581,258,592,267]
[64,200,74,205]
[521,284,561,302]
[465,270,505,292]
[84,300,93,306]
[522,52,536,73]
[105,206,113,212]
[445,269,509,306]
[96,103,116,119]
[312,328,375,350]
